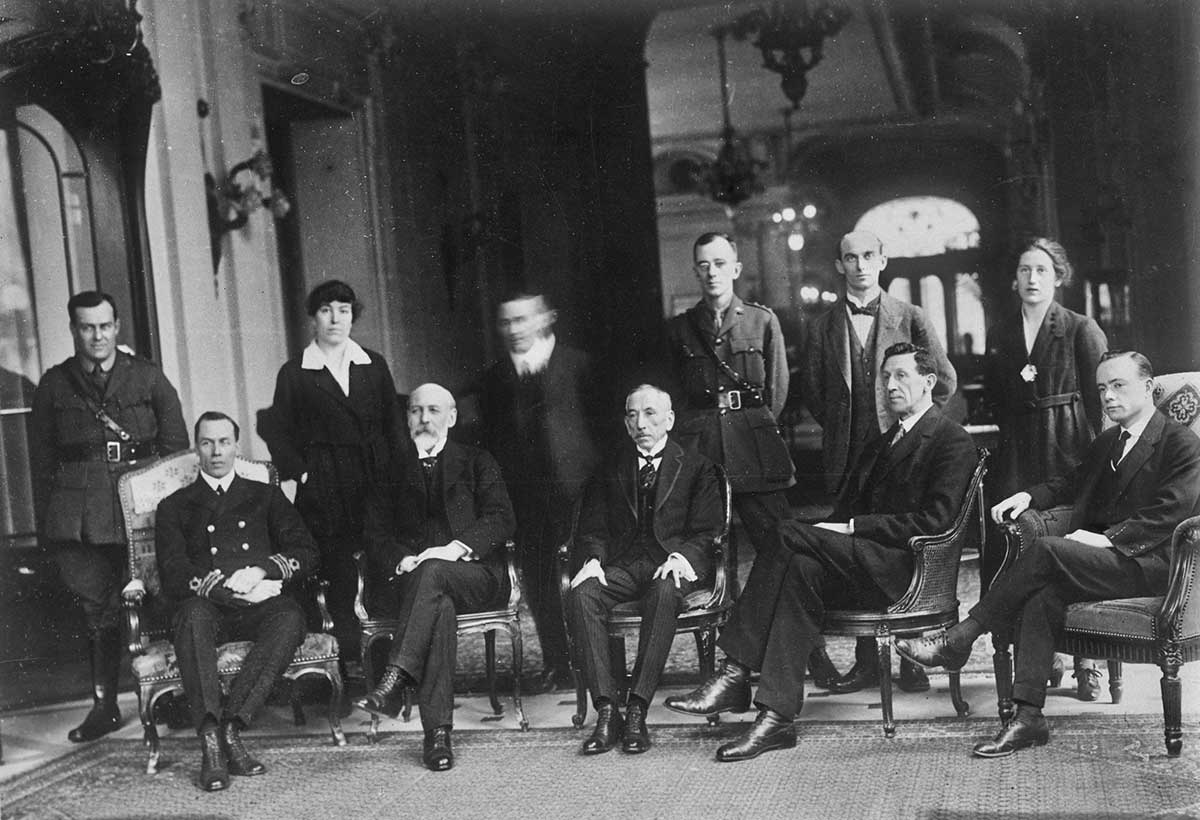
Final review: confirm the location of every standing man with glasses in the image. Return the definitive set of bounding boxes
[29,291,188,742]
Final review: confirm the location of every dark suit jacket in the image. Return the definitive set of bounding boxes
[477,341,604,499]
[830,407,977,600]
[30,351,189,545]
[364,439,516,578]
[800,293,957,492]
[1027,410,1200,569]
[156,475,319,606]
[664,295,794,494]
[572,438,723,581]
[984,301,1108,497]
[263,349,403,539]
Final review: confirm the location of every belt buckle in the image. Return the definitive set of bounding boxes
[724,390,742,410]
[106,441,121,462]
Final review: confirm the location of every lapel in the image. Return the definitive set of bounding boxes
[716,294,744,339]
[1114,411,1164,498]
[1027,302,1064,366]
[875,292,901,351]
[654,439,684,511]
[307,358,361,418]
[102,352,131,401]
[186,472,225,521]
[873,407,938,485]
[222,474,254,515]
[826,302,851,391]
[618,449,638,517]
[438,440,468,511]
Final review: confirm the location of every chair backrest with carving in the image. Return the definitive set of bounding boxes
[118,452,278,597]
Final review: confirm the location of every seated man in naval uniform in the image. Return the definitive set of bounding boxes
[567,384,723,755]
[156,411,319,792]
[353,382,515,772]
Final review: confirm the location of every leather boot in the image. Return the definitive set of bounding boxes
[352,665,409,719]
[199,725,230,792]
[716,708,797,762]
[808,646,841,690]
[68,629,122,743]
[582,701,624,755]
[423,725,454,771]
[828,639,879,694]
[897,659,930,693]
[663,659,752,717]
[221,719,266,776]
[1073,658,1102,701]
[621,699,650,754]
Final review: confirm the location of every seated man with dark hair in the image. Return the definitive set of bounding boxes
[156,411,319,792]
[353,383,515,772]
[567,384,723,755]
[666,343,976,762]
[899,350,1200,758]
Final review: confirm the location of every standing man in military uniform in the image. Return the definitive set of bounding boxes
[664,232,795,563]
[29,291,189,742]
[156,412,318,792]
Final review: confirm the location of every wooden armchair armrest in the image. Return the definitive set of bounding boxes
[122,587,146,657]
[352,550,370,622]
[699,535,729,611]
[1160,515,1200,643]
[306,575,334,634]
[502,539,522,611]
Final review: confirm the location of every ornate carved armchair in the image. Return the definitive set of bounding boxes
[118,451,346,773]
[556,466,734,728]
[989,369,1200,757]
[352,540,529,742]
[823,449,989,738]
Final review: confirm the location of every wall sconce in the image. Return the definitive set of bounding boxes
[205,148,291,272]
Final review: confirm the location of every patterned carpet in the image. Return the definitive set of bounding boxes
[5,716,1198,820]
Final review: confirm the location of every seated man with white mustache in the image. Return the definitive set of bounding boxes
[353,383,515,771]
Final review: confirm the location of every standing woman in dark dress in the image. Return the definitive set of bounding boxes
[984,238,1107,697]
[265,280,402,668]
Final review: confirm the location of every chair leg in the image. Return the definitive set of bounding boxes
[367,713,380,744]
[327,664,347,746]
[360,634,376,690]
[485,631,502,716]
[290,683,306,726]
[695,628,720,724]
[992,635,1014,724]
[876,631,896,738]
[401,686,413,722]
[141,688,160,774]
[949,671,970,717]
[1160,661,1182,757]
[509,624,529,731]
[1107,660,1123,704]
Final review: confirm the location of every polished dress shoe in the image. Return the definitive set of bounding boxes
[808,647,842,690]
[199,726,230,792]
[895,634,970,671]
[68,701,121,743]
[1074,666,1102,701]
[827,660,880,694]
[972,712,1050,758]
[663,660,752,717]
[220,720,266,776]
[353,665,407,719]
[897,659,931,693]
[716,708,797,762]
[423,725,454,771]
[622,701,650,754]
[582,702,624,755]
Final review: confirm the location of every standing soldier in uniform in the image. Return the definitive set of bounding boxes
[664,233,841,684]
[29,291,189,742]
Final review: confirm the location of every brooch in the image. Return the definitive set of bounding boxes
[1019,363,1037,383]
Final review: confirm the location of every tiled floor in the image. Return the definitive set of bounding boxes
[4,660,1196,783]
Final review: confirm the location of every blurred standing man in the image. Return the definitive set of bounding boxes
[477,293,603,690]
[799,230,957,694]
[30,291,189,742]
[664,233,794,562]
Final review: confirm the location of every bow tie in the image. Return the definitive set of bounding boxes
[847,301,879,317]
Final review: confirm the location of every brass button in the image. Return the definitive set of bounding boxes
[238,521,245,529]
[242,543,250,551]
[207,524,215,533]
[210,547,218,555]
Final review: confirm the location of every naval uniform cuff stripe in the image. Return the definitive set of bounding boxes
[270,554,294,580]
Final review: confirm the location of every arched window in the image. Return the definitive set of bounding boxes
[855,197,984,357]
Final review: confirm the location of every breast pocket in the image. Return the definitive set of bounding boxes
[680,351,717,401]
[729,339,767,387]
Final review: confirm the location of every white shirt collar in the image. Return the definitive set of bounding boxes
[301,338,371,370]
[199,470,236,494]
[897,402,933,434]
[636,441,667,461]
[416,436,448,459]
[510,334,556,376]
[846,289,882,309]
[1119,410,1154,442]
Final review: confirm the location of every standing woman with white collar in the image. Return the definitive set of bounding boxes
[983,238,1107,697]
[263,280,403,670]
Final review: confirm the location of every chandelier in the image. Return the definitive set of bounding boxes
[720,0,852,111]
[705,29,765,208]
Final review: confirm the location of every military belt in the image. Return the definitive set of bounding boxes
[60,440,157,463]
[714,389,765,410]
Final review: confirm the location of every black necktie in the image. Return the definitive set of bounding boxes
[891,425,906,448]
[1110,430,1131,470]
[638,453,657,492]
[89,365,109,395]
[847,300,879,317]
[421,456,438,478]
